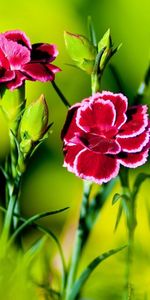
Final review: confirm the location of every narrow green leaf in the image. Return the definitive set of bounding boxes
[0,205,67,285]
[112,43,122,54]
[9,207,69,244]
[114,203,123,232]
[98,29,112,52]
[10,129,21,157]
[24,236,47,263]
[65,63,81,70]
[0,165,9,180]
[112,193,121,205]
[88,16,97,47]
[70,245,126,300]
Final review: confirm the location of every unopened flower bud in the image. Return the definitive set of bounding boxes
[98,29,112,70]
[64,31,97,74]
[98,29,121,71]
[0,87,25,131]
[20,94,49,143]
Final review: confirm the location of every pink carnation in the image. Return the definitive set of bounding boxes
[0,30,60,90]
[62,92,150,184]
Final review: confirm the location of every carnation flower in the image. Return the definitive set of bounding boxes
[62,92,150,184]
[0,30,60,90]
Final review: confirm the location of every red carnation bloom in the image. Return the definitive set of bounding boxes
[61,92,150,184]
[0,30,60,90]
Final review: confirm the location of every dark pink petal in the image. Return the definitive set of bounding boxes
[0,48,10,69]
[4,30,31,49]
[46,64,61,74]
[74,148,120,184]
[63,144,83,172]
[117,131,149,153]
[118,105,148,137]
[31,43,58,63]
[0,69,15,82]
[76,99,116,133]
[80,132,121,154]
[61,103,82,144]
[6,71,26,90]
[118,149,149,168]
[93,92,128,128]
[21,63,54,81]
[0,35,30,69]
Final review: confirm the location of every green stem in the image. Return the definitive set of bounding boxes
[51,81,71,108]
[1,176,21,245]
[9,130,18,178]
[62,181,91,300]
[120,169,136,300]
[8,207,69,245]
[91,72,101,94]
[1,85,25,246]
[91,48,106,94]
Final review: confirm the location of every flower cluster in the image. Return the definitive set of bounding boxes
[62,92,150,184]
[0,30,60,90]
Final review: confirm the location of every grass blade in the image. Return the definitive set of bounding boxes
[9,206,69,244]
[70,245,126,300]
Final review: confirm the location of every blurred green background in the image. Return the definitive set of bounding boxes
[0,0,150,299]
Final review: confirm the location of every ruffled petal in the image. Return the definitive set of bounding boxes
[21,63,54,81]
[0,35,30,69]
[118,149,149,168]
[63,144,83,172]
[6,71,26,90]
[117,131,149,153]
[0,69,15,82]
[31,43,58,63]
[74,148,120,184]
[76,99,116,133]
[98,91,128,128]
[0,48,10,69]
[118,105,148,137]
[4,30,31,49]
[80,132,121,154]
[61,103,82,144]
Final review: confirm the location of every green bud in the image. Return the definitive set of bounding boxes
[0,87,25,131]
[20,94,49,143]
[64,31,97,74]
[98,29,112,70]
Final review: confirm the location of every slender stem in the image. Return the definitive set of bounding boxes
[1,85,25,246]
[51,81,71,108]
[120,169,136,300]
[8,207,69,245]
[62,181,91,300]
[9,130,18,178]
[91,48,106,94]
[1,176,21,245]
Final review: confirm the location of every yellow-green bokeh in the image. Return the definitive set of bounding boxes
[0,0,150,299]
